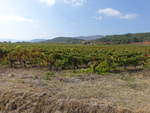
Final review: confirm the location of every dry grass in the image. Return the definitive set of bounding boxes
[0,67,150,113]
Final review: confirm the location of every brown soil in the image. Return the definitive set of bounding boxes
[132,41,150,45]
[0,67,150,113]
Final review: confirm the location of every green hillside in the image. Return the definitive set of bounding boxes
[44,37,84,44]
[95,32,150,44]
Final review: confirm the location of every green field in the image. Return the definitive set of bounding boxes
[1,43,150,112]
[0,43,150,74]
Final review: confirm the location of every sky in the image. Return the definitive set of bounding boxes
[0,0,150,41]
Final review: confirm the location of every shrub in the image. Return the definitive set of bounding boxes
[95,61,110,74]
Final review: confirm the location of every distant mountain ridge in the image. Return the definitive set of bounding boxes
[2,32,150,44]
[0,39,18,42]
[43,37,84,44]
[95,32,150,44]
[72,35,103,40]
[30,39,47,43]
[30,35,103,43]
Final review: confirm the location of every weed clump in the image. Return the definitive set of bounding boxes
[43,72,54,80]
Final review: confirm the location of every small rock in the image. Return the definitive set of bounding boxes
[8,73,15,78]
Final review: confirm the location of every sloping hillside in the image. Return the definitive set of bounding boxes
[95,32,150,44]
[44,37,84,44]
[73,35,103,40]
[30,39,46,43]
[30,35,103,43]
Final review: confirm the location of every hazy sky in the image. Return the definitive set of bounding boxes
[0,0,150,40]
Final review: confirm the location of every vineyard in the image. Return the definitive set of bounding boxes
[0,43,150,74]
[1,43,150,113]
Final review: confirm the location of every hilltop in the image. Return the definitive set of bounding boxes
[95,32,150,44]
[43,37,84,44]
[29,35,103,43]
[29,32,150,44]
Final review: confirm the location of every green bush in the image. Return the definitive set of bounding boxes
[95,61,111,74]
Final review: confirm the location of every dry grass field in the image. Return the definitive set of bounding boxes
[0,67,150,113]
